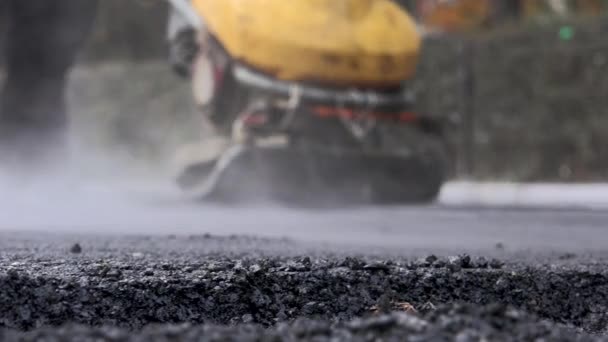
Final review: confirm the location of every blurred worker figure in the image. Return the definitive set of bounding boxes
[0,1,99,170]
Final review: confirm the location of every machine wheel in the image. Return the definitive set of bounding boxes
[369,151,446,204]
[368,125,448,205]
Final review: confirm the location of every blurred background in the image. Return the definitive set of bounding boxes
[3,0,607,182]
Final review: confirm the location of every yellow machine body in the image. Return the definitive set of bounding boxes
[191,0,421,88]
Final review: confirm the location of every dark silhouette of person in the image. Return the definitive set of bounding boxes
[0,1,99,169]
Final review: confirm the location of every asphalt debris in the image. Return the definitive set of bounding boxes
[1,233,608,341]
[1,253,608,333]
[1,304,602,341]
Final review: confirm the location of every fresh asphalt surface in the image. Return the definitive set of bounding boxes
[2,178,608,340]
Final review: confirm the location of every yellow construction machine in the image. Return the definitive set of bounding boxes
[168,0,448,205]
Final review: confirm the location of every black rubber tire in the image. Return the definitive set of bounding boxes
[367,126,449,205]
[369,152,446,205]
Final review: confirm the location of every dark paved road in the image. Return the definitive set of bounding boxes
[2,182,607,254]
[2,180,608,340]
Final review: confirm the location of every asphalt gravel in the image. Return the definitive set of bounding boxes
[2,304,603,342]
[2,181,608,340]
[2,233,608,341]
